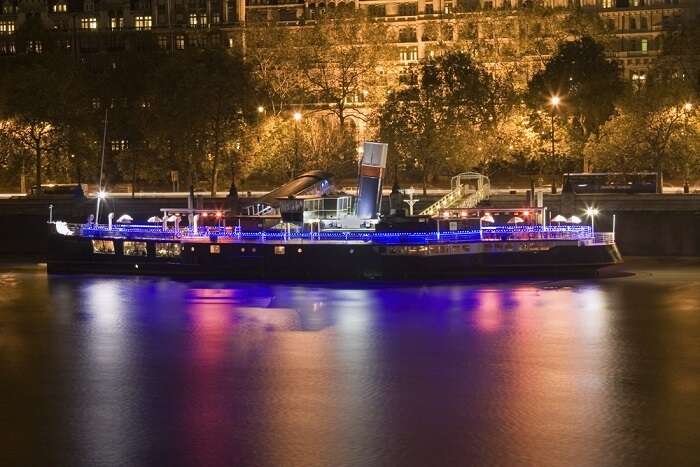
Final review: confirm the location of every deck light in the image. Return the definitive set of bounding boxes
[257,106,265,113]
[585,207,600,234]
[97,190,107,200]
[215,212,222,218]
[293,112,302,122]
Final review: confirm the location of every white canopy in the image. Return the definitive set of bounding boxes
[480,213,495,224]
[552,214,568,223]
[568,215,582,224]
[116,214,133,223]
[507,216,524,224]
[147,216,162,223]
[166,215,178,223]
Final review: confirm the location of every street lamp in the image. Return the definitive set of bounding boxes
[585,206,599,235]
[292,112,302,179]
[257,106,265,114]
[683,102,693,193]
[549,95,560,194]
[95,190,107,225]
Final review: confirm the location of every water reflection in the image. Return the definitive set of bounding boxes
[0,261,698,466]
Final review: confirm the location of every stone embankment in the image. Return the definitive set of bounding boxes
[1,192,699,257]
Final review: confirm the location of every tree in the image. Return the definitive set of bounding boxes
[0,53,91,188]
[379,51,513,193]
[297,11,389,128]
[246,25,306,115]
[526,36,623,174]
[584,90,699,192]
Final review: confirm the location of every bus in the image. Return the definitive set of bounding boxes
[562,173,657,194]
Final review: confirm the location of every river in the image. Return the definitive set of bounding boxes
[0,258,698,466]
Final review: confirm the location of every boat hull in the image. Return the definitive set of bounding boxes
[47,232,622,280]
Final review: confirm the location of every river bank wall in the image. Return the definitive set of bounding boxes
[1,193,699,257]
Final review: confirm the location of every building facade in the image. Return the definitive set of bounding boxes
[0,0,697,82]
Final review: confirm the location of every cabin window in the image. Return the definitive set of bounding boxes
[92,239,115,254]
[123,241,147,256]
[274,245,285,255]
[210,245,221,254]
[155,242,181,257]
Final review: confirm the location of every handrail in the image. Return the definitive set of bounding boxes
[420,172,490,216]
[69,223,617,245]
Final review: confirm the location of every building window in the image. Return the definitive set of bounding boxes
[27,40,42,53]
[640,17,648,30]
[189,13,207,27]
[640,38,648,53]
[155,242,182,257]
[210,245,221,254]
[84,0,94,11]
[399,47,418,62]
[399,27,417,43]
[110,17,124,30]
[81,17,98,30]
[0,41,16,55]
[92,240,116,254]
[629,18,636,30]
[135,16,152,30]
[602,0,613,8]
[368,4,386,17]
[274,245,285,255]
[175,35,185,49]
[632,72,646,91]
[124,241,148,256]
[425,3,434,14]
[2,3,15,14]
[398,3,417,16]
[0,21,15,35]
[111,140,128,152]
[53,3,68,12]
[158,35,168,49]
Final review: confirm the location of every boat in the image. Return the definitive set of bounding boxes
[46,143,622,280]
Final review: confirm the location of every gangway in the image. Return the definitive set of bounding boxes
[419,172,490,217]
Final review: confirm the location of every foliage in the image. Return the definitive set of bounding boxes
[525,36,623,173]
[584,88,699,191]
[379,51,513,193]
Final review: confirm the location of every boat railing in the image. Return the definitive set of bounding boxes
[586,232,616,245]
[66,223,618,245]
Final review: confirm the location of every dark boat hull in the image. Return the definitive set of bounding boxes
[47,233,622,280]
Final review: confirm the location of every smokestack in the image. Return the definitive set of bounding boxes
[356,142,388,220]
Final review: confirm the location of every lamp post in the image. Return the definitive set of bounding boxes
[585,207,599,235]
[683,102,693,193]
[292,112,302,179]
[549,95,560,194]
[95,190,107,226]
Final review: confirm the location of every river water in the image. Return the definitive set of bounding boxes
[1,259,699,467]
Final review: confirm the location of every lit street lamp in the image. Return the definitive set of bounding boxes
[585,207,599,235]
[292,112,302,179]
[549,95,560,194]
[683,102,693,193]
[95,190,107,225]
[257,106,265,114]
